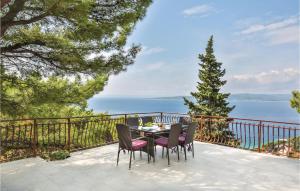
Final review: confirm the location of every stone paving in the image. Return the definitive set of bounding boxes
[1,142,299,191]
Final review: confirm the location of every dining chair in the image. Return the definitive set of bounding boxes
[154,123,182,166]
[116,124,149,169]
[126,117,140,139]
[177,117,190,151]
[126,117,139,128]
[179,116,191,125]
[178,122,198,160]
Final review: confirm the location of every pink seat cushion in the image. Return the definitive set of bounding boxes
[179,135,185,144]
[132,140,147,150]
[155,137,168,147]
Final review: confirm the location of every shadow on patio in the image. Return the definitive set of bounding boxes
[1,141,299,191]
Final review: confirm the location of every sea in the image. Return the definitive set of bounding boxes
[88,95,300,123]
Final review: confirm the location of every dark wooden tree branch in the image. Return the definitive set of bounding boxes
[1,0,12,9]
[8,12,49,26]
[1,0,27,36]
[1,1,60,36]
[1,40,46,52]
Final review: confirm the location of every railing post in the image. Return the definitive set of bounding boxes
[258,120,262,153]
[160,112,163,123]
[124,114,127,124]
[33,119,38,156]
[200,116,204,141]
[67,118,71,152]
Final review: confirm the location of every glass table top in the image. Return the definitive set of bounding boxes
[130,123,188,133]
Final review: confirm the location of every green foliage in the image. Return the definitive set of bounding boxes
[41,150,70,161]
[184,36,235,117]
[290,90,300,113]
[1,0,152,77]
[184,36,236,143]
[292,136,300,152]
[144,122,153,127]
[1,115,122,162]
[0,0,152,118]
[1,70,107,118]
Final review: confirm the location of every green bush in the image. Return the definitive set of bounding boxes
[49,150,70,161]
[41,150,70,161]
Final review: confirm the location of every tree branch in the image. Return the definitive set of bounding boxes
[9,12,49,26]
[1,40,46,53]
[1,0,12,9]
[1,0,27,35]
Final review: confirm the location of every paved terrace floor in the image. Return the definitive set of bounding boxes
[1,142,299,191]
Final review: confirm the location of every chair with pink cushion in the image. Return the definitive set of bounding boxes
[179,116,191,125]
[178,122,198,160]
[116,124,149,169]
[126,117,141,139]
[155,123,182,166]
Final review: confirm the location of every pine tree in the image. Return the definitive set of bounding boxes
[0,0,152,118]
[1,0,152,77]
[184,36,235,117]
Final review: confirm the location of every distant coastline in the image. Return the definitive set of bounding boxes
[88,93,299,122]
[150,94,291,102]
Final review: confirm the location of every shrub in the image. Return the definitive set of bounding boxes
[41,150,70,161]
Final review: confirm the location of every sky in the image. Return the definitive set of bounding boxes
[97,0,299,97]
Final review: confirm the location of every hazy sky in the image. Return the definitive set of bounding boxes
[97,0,299,97]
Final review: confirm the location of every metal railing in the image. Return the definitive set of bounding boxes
[194,115,300,158]
[1,112,299,162]
[0,112,187,162]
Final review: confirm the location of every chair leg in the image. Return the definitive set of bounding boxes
[129,150,133,170]
[153,135,156,163]
[117,148,121,166]
[177,146,180,161]
[140,149,142,159]
[167,148,170,166]
[133,151,135,160]
[147,146,150,163]
[192,141,194,158]
[162,147,164,158]
[184,145,187,160]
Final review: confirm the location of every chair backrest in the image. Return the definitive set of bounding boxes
[116,124,132,149]
[179,116,191,125]
[141,116,153,126]
[184,122,198,144]
[126,117,139,128]
[167,123,182,148]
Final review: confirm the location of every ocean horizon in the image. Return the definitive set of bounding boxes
[88,94,300,123]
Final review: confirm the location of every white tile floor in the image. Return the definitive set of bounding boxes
[1,142,300,191]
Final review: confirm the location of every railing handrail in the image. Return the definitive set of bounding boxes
[0,112,189,122]
[1,112,299,126]
[192,115,300,126]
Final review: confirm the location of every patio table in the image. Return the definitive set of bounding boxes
[130,123,188,162]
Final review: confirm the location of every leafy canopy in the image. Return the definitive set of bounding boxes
[1,70,108,118]
[0,0,152,118]
[1,0,152,77]
[184,36,235,117]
